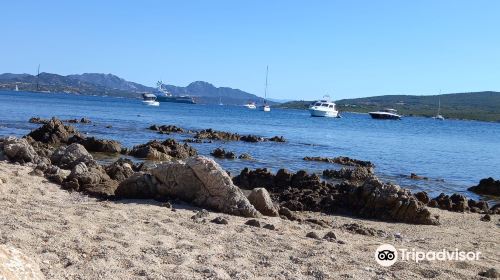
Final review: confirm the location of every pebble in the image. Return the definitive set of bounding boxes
[211,217,229,225]
[306,232,320,239]
[263,224,276,230]
[245,219,261,227]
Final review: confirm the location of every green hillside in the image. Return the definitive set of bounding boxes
[276,92,500,122]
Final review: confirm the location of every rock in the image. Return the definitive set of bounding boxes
[117,156,260,217]
[104,158,135,181]
[430,193,470,212]
[279,207,298,221]
[323,231,337,241]
[247,188,279,216]
[339,178,439,225]
[194,129,241,141]
[2,137,40,163]
[27,117,80,144]
[267,136,286,142]
[0,245,45,280]
[28,117,49,124]
[240,135,263,143]
[191,209,209,223]
[80,117,91,123]
[275,169,292,189]
[238,153,252,160]
[306,232,320,239]
[414,191,430,204]
[232,168,275,190]
[50,143,95,169]
[211,216,229,225]
[479,268,499,278]
[128,139,197,161]
[245,219,261,227]
[481,214,491,222]
[305,218,330,228]
[210,148,237,159]
[70,136,122,153]
[263,224,276,230]
[149,124,185,134]
[410,173,429,180]
[323,166,374,182]
[341,223,387,237]
[304,156,374,168]
[468,178,500,196]
[64,162,118,197]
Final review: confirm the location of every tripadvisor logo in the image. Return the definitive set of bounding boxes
[375,244,481,267]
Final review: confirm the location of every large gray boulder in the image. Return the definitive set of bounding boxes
[50,143,94,169]
[0,245,45,280]
[247,188,279,216]
[2,137,39,163]
[63,162,118,197]
[116,156,260,217]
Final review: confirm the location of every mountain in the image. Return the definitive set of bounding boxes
[275,92,500,122]
[0,72,265,104]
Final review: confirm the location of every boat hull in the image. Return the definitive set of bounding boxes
[309,108,339,118]
[142,100,160,106]
[156,96,196,104]
[260,106,271,112]
[369,112,401,120]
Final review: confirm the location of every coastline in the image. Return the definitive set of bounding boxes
[1,161,498,279]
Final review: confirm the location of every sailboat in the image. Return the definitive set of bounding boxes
[259,66,271,112]
[15,84,19,92]
[433,98,444,120]
[218,96,223,106]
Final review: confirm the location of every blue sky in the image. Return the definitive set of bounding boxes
[1,0,499,100]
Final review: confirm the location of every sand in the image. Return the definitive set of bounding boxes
[0,161,498,279]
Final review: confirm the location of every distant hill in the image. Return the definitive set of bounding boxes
[0,72,265,104]
[275,92,500,122]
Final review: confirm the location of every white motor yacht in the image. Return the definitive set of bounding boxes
[243,102,257,109]
[369,108,401,120]
[308,96,339,117]
[142,93,160,106]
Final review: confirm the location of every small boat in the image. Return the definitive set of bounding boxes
[308,96,339,118]
[259,66,271,112]
[433,99,444,120]
[369,108,401,120]
[243,102,257,109]
[142,93,160,106]
[218,96,223,106]
[15,85,19,91]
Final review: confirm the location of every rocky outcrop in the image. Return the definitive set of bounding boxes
[69,135,122,153]
[128,139,197,161]
[323,166,374,182]
[149,124,185,134]
[63,162,118,197]
[267,136,286,142]
[1,137,40,164]
[337,178,439,225]
[468,178,500,197]
[0,245,45,280]
[194,129,241,141]
[116,156,260,217]
[27,118,81,144]
[50,143,94,169]
[210,148,236,159]
[104,158,136,181]
[64,117,91,124]
[304,156,374,168]
[247,188,279,216]
[29,117,50,124]
[238,153,252,160]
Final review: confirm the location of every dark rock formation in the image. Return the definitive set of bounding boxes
[210,148,236,159]
[68,135,122,154]
[104,158,136,181]
[238,153,252,160]
[322,166,374,182]
[304,156,374,168]
[50,143,94,169]
[63,162,118,197]
[267,136,286,142]
[149,124,185,134]
[194,129,241,141]
[28,117,49,124]
[128,139,197,161]
[468,178,500,196]
[27,118,80,144]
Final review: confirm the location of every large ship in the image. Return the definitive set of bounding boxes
[156,81,196,104]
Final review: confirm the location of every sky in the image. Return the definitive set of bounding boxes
[1,0,499,100]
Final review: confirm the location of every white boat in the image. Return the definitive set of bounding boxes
[244,102,257,109]
[433,99,444,120]
[142,93,160,106]
[308,96,339,117]
[369,109,401,120]
[259,66,271,112]
[218,96,223,106]
[15,85,19,91]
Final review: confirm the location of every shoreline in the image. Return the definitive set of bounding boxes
[0,161,499,279]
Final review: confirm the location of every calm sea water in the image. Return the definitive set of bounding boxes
[1,91,499,201]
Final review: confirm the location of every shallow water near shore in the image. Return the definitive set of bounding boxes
[1,90,499,201]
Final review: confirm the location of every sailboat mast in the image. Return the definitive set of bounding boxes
[264,65,268,103]
[36,64,40,91]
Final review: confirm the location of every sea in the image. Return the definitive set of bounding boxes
[1,90,499,201]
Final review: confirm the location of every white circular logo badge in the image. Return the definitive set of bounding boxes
[375,244,398,267]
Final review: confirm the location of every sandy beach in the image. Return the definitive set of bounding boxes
[1,161,498,279]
